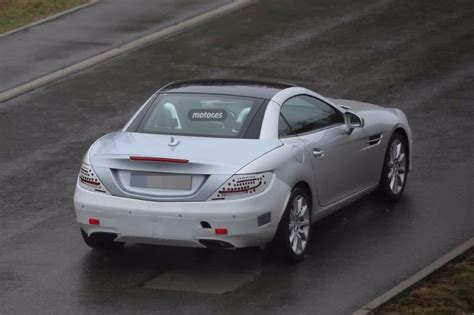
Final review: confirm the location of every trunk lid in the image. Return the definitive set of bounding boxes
[88,132,281,201]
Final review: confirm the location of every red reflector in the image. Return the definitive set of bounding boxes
[129,156,189,164]
[80,177,100,186]
[215,228,228,235]
[89,218,100,225]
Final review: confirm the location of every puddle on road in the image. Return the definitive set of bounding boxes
[142,270,257,294]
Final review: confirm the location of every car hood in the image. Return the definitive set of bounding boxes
[327,98,383,114]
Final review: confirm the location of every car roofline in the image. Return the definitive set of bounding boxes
[157,79,295,91]
[154,79,296,99]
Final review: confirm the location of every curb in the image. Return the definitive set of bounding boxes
[0,0,255,104]
[353,237,474,315]
[0,0,99,39]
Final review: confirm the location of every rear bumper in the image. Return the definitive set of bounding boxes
[73,177,291,248]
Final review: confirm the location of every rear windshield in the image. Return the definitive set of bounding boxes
[136,94,264,138]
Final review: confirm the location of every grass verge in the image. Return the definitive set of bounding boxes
[0,0,89,34]
[375,249,474,314]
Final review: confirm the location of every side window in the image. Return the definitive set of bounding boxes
[279,95,343,135]
[278,114,291,137]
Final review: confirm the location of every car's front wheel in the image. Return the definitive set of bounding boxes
[273,187,312,262]
[379,132,408,201]
[80,229,124,250]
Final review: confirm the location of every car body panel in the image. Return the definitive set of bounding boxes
[330,98,413,172]
[260,94,412,207]
[238,136,318,220]
[88,131,282,201]
[74,173,291,248]
[296,124,373,206]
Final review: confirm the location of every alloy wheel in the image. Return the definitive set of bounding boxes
[288,195,310,255]
[387,139,407,194]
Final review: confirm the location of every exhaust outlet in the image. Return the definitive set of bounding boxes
[199,239,234,249]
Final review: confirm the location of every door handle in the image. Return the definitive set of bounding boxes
[312,148,325,158]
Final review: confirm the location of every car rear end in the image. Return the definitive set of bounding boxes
[74,92,290,249]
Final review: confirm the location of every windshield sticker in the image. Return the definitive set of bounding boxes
[188,109,227,121]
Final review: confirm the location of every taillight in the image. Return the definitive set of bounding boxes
[78,163,108,193]
[208,172,272,200]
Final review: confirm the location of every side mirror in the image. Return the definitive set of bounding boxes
[344,111,364,134]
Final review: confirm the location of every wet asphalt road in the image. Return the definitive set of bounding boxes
[0,0,473,314]
[0,0,231,92]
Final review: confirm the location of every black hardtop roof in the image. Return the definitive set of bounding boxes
[158,79,295,99]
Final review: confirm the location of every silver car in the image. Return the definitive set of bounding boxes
[74,79,412,261]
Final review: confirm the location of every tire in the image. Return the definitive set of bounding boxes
[272,187,312,262]
[379,132,408,202]
[80,229,124,250]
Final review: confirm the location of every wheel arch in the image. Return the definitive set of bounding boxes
[293,181,313,212]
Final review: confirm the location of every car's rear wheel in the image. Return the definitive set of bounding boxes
[379,132,408,201]
[273,187,312,262]
[80,229,124,250]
